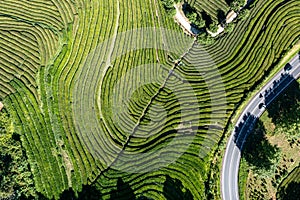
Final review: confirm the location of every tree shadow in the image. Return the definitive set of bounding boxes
[242,120,279,171]
[19,192,48,200]
[201,10,212,27]
[136,196,153,200]
[217,9,226,24]
[182,2,195,14]
[277,181,300,200]
[234,112,258,150]
[109,178,135,200]
[224,0,234,6]
[59,184,102,200]
[267,79,300,127]
[163,175,193,200]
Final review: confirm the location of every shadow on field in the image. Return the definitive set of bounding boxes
[217,9,226,24]
[267,80,300,127]
[59,184,102,200]
[106,175,193,200]
[242,120,279,171]
[201,10,213,27]
[136,196,153,200]
[277,181,300,200]
[224,0,234,6]
[109,178,135,200]
[163,175,193,200]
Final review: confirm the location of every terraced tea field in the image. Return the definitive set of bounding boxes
[186,0,230,21]
[0,0,299,199]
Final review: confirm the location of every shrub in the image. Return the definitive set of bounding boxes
[225,22,235,33]
[197,32,215,45]
[209,22,219,33]
[0,112,37,199]
[238,9,250,21]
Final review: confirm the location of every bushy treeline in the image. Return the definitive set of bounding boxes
[160,0,250,45]
[229,0,246,11]
[184,6,206,29]
[160,0,181,16]
[0,112,37,199]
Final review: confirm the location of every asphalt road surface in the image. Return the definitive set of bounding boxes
[221,52,300,200]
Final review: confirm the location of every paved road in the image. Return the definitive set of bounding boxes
[221,52,300,200]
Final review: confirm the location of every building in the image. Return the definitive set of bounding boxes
[226,11,237,24]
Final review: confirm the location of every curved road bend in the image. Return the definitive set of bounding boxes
[221,53,300,200]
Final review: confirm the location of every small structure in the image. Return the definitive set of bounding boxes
[226,11,237,24]
[0,102,3,111]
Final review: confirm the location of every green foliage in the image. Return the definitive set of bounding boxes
[268,81,300,144]
[230,0,245,11]
[242,120,281,176]
[1,0,300,199]
[186,12,206,28]
[188,0,229,21]
[161,0,174,9]
[167,8,177,17]
[186,12,197,23]
[163,175,193,200]
[238,159,249,200]
[209,22,219,33]
[183,3,206,29]
[0,112,37,199]
[225,22,235,33]
[239,80,300,199]
[238,9,250,21]
[196,32,215,45]
[277,166,300,200]
[160,0,180,16]
[194,19,206,29]
[268,81,300,126]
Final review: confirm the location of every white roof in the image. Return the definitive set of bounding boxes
[226,11,237,24]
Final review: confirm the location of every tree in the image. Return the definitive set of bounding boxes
[238,9,250,21]
[0,112,37,199]
[197,32,215,45]
[205,35,216,45]
[196,32,208,44]
[225,22,235,33]
[186,11,206,29]
[230,0,245,11]
[194,17,206,28]
[186,12,197,23]
[161,0,174,9]
[160,0,177,17]
[209,22,219,33]
[166,8,176,17]
[242,120,280,176]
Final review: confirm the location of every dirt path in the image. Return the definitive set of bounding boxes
[174,3,194,35]
[98,0,120,116]
[107,0,120,65]
[151,0,160,62]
